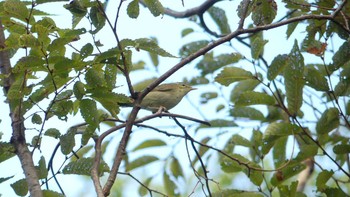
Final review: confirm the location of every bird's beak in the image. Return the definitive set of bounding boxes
[190,87,197,91]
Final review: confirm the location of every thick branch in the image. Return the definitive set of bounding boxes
[0,19,43,197]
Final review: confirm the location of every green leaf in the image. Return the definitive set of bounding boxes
[19,34,41,48]
[316,170,334,191]
[91,91,129,118]
[180,40,209,57]
[251,36,268,59]
[262,122,302,154]
[73,81,85,100]
[85,67,107,88]
[213,189,264,197]
[230,78,260,102]
[0,142,16,163]
[197,119,237,130]
[127,0,140,18]
[231,134,252,147]
[181,28,194,37]
[267,54,289,80]
[42,190,65,197]
[207,6,231,34]
[333,144,350,154]
[231,106,264,120]
[36,156,48,179]
[31,113,42,125]
[170,157,184,179]
[3,0,29,22]
[0,176,14,184]
[80,43,94,59]
[251,0,277,25]
[284,40,305,116]
[11,178,28,196]
[121,38,175,57]
[81,124,97,146]
[273,137,287,167]
[44,128,61,139]
[163,171,176,196]
[133,139,167,151]
[60,128,76,155]
[215,67,253,86]
[80,99,99,126]
[197,53,243,75]
[271,162,306,186]
[63,157,109,176]
[143,0,164,16]
[304,65,329,91]
[316,108,339,134]
[235,91,275,106]
[104,64,117,90]
[90,5,105,34]
[126,156,159,171]
[13,56,46,73]
[332,41,350,70]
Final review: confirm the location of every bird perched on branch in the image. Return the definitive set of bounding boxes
[126,83,196,113]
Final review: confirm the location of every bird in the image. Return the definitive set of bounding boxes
[137,83,196,113]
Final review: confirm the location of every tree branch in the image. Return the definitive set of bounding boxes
[0,19,43,197]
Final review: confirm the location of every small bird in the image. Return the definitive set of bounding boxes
[138,83,196,112]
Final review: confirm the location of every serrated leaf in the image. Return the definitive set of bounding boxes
[73,81,85,100]
[262,122,302,154]
[80,99,99,126]
[11,178,28,196]
[180,40,209,57]
[252,0,277,25]
[235,91,275,106]
[44,128,61,139]
[267,54,290,80]
[316,170,334,191]
[0,142,16,163]
[85,67,107,88]
[60,128,76,155]
[133,139,167,151]
[316,108,339,134]
[304,66,329,91]
[3,0,29,22]
[62,157,109,176]
[144,0,164,17]
[208,6,231,34]
[215,67,253,86]
[170,157,184,179]
[163,171,176,196]
[127,0,140,18]
[104,64,117,90]
[126,156,159,171]
[231,106,264,120]
[197,53,243,75]
[284,40,304,116]
[91,91,129,117]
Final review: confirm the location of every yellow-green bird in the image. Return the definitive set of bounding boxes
[138,83,196,112]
